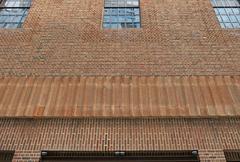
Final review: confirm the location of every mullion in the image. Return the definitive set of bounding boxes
[213,6,240,8]
[104,7,139,8]
[18,7,27,22]
[0,6,30,9]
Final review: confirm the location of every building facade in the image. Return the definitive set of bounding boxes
[0,0,240,161]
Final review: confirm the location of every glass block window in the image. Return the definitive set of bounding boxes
[103,0,141,29]
[0,0,31,29]
[211,0,240,28]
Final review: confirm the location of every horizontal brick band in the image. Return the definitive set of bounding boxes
[0,76,240,117]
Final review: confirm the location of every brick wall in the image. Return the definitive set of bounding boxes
[0,118,240,162]
[0,0,240,76]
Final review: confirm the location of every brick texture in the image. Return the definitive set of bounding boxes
[1,76,240,117]
[0,118,240,162]
[0,0,240,76]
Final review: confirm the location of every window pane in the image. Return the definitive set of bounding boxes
[0,15,7,22]
[104,9,111,15]
[119,22,125,28]
[134,15,140,22]
[111,23,118,28]
[104,16,111,22]
[214,8,220,14]
[134,8,140,15]
[118,8,125,15]
[11,15,22,22]
[103,23,111,28]
[225,22,233,28]
[220,22,226,28]
[232,8,240,14]
[225,8,234,14]
[222,15,230,22]
[118,0,125,7]
[0,9,27,16]
[111,16,118,22]
[217,15,223,22]
[211,0,240,6]
[104,0,139,7]
[232,22,240,27]
[237,15,240,21]
[0,23,5,28]
[20,14,27,22]
[218,8,226,14]
[126,22,134,28]
[126,0,139,7]
[118,15,125,22]
[134,22,140,28]
[4,0,31,7]
[229,15,238,22]
[126,8,136,15]
[5,23,19,28]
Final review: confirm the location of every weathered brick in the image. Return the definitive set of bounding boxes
[0,0,239,76]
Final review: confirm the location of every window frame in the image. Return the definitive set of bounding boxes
[0,0,32,28]
[102,0,141,29]
[211,0,240,29]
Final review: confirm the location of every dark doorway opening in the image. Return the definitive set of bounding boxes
[40,150,200,162]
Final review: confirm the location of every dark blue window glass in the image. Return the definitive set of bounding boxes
[0,0,31,29]
[103,0,141,29]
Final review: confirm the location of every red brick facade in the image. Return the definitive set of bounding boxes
[0,118,239,162]
[0,0,240,76]
[1,0,240,161]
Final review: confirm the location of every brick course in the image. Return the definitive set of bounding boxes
[0,0,240,76]
[0,118,240,162]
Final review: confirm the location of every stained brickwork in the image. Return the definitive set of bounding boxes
[0,0,240,76]
[0,118,239,162]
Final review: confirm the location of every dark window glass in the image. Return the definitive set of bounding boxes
[0,0,31,29]
[103,0,141,29]
[211,0,240,28]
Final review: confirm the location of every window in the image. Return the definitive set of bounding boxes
[103,0,141,29]
[224,150,240,162]
[0,0,31,28]
[40,150,200,162]
[211,0,240,28]
[0,150,15,162]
